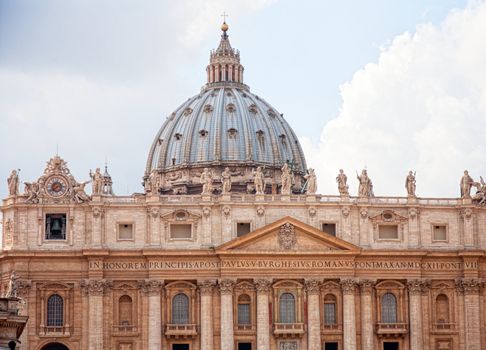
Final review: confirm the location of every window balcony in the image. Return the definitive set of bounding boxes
[39,325,71,337]
[321,323,342,333]
[432,322,456,333]
[165,324,198,338]
[375,323,408,337]
[273,323,305,337]
[113,324,138,336]
[235,324,255,333]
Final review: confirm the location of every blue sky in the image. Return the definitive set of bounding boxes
[2,0,485,198]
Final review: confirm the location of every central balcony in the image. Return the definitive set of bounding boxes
[165,324,198,339]
[273,323,305,337]
[375,323,408,338]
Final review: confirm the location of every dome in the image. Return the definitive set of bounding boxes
[145,23,307,195]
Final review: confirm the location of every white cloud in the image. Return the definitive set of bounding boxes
[304,1,486,197]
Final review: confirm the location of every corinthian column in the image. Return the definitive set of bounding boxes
[199,280,216,350]
[459,279,482,350]
[407,280,424,350]
[359,280,374,350]
[219,279,236,350]
[305,279,321,350]
[140,280,164,350]
[81,279,112,350]
[17,280,32,350]
[340,279,357,350]
[254,279,272,350]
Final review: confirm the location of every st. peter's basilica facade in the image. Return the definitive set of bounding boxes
[1,22,486,350]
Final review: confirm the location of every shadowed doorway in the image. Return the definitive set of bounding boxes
[41,343,69,350]
[383,342,399,350]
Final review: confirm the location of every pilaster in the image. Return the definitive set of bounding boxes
[359,280,374,350]
[199,280,216,350]
[219,279,236,350]
[139,280,164,350]
[254,279,272,350]
[305,279,321,350]
[340,278,357,350]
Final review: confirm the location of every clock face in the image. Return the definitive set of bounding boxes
[46,176,68,197]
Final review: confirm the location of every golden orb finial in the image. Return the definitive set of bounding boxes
[221,21,229,32]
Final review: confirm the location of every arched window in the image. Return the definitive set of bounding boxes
[279,293,296,323]
[172,293,189,324]
[47,294,64,327]
[323,294,337,325]
[381,293,397,323]
[237,294,251,325]
[118,295,133,325]
[436,294,450,323]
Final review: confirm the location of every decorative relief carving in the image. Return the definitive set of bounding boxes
[456,278,482,294]
[202,207,211,218]
[234,282,255,294]
[92,207,104,218]
[340,278,357,294]
[308,206,317,217]
[148,207,160,219]
[304,279,321,295]
[218,279,236,295]
[360,208,368,219]
[256,206,265,217]
[408,207,419,219]
[279,341,297,350]
[278,223,297,250]
[407,279,427,295]
[254,279,272,294]
[198,280,216,296]
[138,280,164,296]
[341,206,350,218]
[461,208,473,220]
[222,206,231,218]
[80,279,113,296]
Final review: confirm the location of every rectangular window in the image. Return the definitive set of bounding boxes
[433,225,447,241]
[324,303,336,325]
[378,225,398,239]
[45,214,67,240]
[170,224,192,239]
[325,343,339,350]
[118,223,134,240]
[237,304,251,325]
[321,223,336,236]
[236,222,251,237]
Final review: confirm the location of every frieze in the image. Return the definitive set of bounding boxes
[88,259,478,271]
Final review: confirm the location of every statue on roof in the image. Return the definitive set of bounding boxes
[200,168,213,194]
[5,271,19,298]
[357,169,374,197]
[7,169,19,196]
[90,168,103,195]
[147,169,160,194]
[304,168,317,195]
[281,163,293,195]
[253,167,265,195]
[460,170,474,198]
[336,169,349,196]
[73,181,91,203]
[221,167,232,194]
[24,182,40,204]
[405,171,416,197]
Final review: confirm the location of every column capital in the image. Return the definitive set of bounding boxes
[407,279,428,295]
[81,279,113,296]
[305,279,321,295]
[340,278,358,294]
[254,278,272,294]
[198,280,217,296]
[16,279,32,299]
[456,278,482,294]
[138,279,164,296]
[359,279,375,295]
[219,278,236,295]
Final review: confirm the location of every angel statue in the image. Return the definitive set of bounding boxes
[24,181,40,204]
[73,181,91,203]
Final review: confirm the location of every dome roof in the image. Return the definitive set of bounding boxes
[144,22,307,195]
[145,86,306,173]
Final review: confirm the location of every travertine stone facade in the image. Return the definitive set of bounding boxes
[2,21,486,350]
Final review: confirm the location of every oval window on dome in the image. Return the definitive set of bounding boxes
[267,109,277,118]
[228,128,238,139]
[174,133,183,141]
[248,104,258,114]
[203,104,214,113]
[199,130,208,137]
[183,108,193,116]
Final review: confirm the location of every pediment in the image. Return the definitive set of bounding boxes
[216,216,359,254]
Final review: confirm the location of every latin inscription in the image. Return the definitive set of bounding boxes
[89,259,478,271]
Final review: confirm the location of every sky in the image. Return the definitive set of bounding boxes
[1,0,485,199]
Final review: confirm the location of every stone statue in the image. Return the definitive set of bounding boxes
[336,169,349,196]
[200,168,213,194]
[221,167,232,194]
[460,170,474,198]
[7,170,19,196]
[473,176,486,205]
[281,163,293,195]
[253,167,265,194]
[147,169,160,194]
[304,168,317,194]
[24,181,40,203]
[73,181,91,203]
[5,271,19,298]
[90,168,103,195]
[405,171,416,197]
[357,169,374,197]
